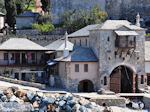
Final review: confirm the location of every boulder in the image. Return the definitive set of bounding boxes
[33,101,39,108]
[3,88,13,99]
[85,102,97,109]
[65,105,72,112]
[79,98,89,106]
[9,86,19,94]
[9,95,23,103]
[15,89,27,98]
[43,96,56,104]
[79,106,87,112]
[26,91,36,102]
[72,104,81,112]
[37,92,44,98]
[1,95,7,102]
[58,100,66,107]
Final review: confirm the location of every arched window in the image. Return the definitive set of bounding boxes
[141,75,144,84]
[104,76,107,85]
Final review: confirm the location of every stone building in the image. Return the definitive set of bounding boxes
[46,15,147,93]
[0,38,48,83]
[68,24,99,48]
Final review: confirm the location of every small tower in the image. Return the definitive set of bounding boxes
[136,13,140,27]
[63,32,69,58]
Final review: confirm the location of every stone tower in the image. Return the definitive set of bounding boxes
[89,20,147,93]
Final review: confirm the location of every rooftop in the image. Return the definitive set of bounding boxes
[0,38,48,51]
[68,24,100,37]
[55,47,98,62]
[45,38,75,51]
[92,20,145,31]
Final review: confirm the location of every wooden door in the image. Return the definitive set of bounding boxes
[110,71,121,93]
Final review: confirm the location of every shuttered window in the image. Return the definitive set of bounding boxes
[75,64,79,72]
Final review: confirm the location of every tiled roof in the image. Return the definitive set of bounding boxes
[45,38,75,51]
[92,20,145,31]
[55,47,98,62]
[0,38,48,51]
[68,24,100,37]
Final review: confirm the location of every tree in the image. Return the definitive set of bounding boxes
[61,6,107,33]
[15,0,25,15]
[32,22,54,33]
[5,0,17,28]
[0,0,6,13]
[41,0,50,14]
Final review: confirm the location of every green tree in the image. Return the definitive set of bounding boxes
[0,0,6,14]
[15,0,25,15]
[41,0,50,14]
[61,6,107,33]
[5,0,17,29]
[32,22,54,33]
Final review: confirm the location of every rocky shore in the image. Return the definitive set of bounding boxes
[0,86,105,112]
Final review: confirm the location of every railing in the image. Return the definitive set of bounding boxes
[0,59,45,66]
[115,39,136,48]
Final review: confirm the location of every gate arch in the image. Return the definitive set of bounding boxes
[78,80,94,92]
[110,65,136,93]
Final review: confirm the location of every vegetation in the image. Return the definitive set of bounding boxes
[5,0,17,29]
[25,0,35,10]
[61,6,107,33]
[32,22,54,33]
[15,0,25,15]
[41,0,50,14]
[146,33,150,36]
[0,0,6,14]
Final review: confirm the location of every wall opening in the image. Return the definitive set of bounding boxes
[110,65,135,93]
[78,80,94,92]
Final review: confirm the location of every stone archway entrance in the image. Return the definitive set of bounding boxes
[110,66,136,93]
[78,80,94,92]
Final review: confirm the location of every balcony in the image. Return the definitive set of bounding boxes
[0,59,45,67]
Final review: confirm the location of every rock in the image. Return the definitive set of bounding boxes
[43,96,56,104]
[67,97,79,106]
[61,95,68,101]
[3,88,13,99]
[33,101,39,108]
[20,95,29,102]
[79,106,87,112]
[79,98,89,106]
[26,91,36,101]
[72,104,81,112]
[58,100,66,107]
[1,95,7,102]
[9,86,19,94]
[85,102,97,109]
[65,105,72,112]
[0,90,4,98]
[37,92,44,98]
[39,105,47,112]
[9,95,23,103]
[15,89,27,98]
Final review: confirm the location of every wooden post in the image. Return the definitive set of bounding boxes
[133,72,136,93]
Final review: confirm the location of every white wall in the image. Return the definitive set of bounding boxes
[145,62,150,73]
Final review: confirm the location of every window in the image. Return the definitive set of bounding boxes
[141,75,144,84]
[104,76,107,85]
[107,37,110,41]
[31,53,35,60]
[75,64,79,72]
[4,53,8,60]
[84,64,88,72]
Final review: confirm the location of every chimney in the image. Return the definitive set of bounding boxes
[136,13,140,27]
[63,32,69,58]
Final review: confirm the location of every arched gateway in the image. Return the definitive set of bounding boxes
[78,80,94,92]
[110,65,136,93]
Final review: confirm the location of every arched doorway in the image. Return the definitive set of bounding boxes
[78,80,94,92]
[110,66,136,93]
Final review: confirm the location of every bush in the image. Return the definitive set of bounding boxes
[32,22,54,33]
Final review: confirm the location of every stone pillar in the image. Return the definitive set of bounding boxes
[19,72,22,80]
